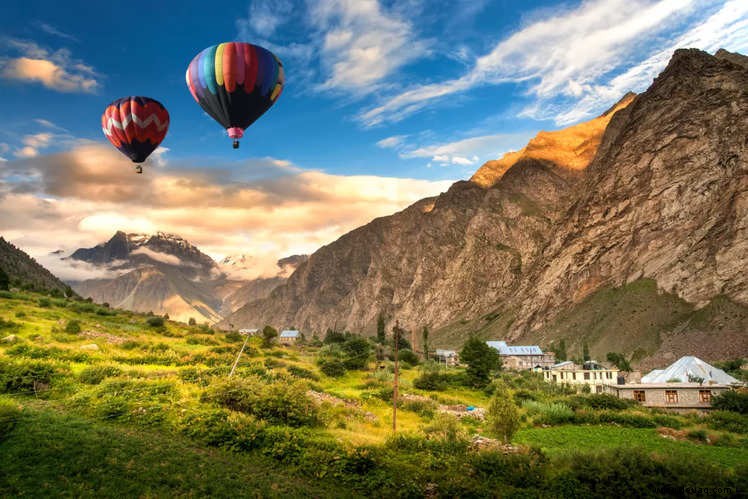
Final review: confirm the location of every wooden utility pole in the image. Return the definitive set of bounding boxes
[229,333,250,377]
[393,320,400,433]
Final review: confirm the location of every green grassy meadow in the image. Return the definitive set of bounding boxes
[1,290,746,497]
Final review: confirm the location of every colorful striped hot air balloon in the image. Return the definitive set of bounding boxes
[186,42,284,149]
[101,96,169,173]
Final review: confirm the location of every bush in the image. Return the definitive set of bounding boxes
[422,413,469,452]
[708,410,748,434]
[0,359,63,394]
[341,336,371,370]
[413,371,449,391]
[402,398,437,418]
[523,400,574,425]
[79,365,121,385]
[711,390,748,414]
[318,358,346,378]
[180,408,265,451]
[38,298,51,308]
[203,376,320,427]
[397,349,419,367]
[686,429,709,443]
[579,394,631,411]
[287,365,319,381]
[146,316,165,328]
[65,320,81,334]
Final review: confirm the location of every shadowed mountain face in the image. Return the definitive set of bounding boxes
[221,49,748,365]
[0,237,70,294]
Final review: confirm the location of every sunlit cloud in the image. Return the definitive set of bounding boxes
[0,38,99,93]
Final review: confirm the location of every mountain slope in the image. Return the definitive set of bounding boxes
[0,237,70,294]
[223,49,747,366]
[221,95,635,334]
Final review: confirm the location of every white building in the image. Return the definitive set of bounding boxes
[543,360,619,393]
[486,341,555,370]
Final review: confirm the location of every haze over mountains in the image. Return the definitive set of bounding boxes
[221,49,748,365]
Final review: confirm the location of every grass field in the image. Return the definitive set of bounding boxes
[1,289,746,497]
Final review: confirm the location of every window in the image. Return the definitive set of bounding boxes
[606,372,612,379]
[665,390,678,404]
[699,390,711,403]
[634,390,646,402]
[584,372,590,380]
[572,373,577,380]
[596,385,603,393]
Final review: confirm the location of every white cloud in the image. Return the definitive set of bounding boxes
[238,0,294,37]
[399,132,533,166]
[36,22,78,42]
[13,132,54,158]
[376,135,407,149]
[0,39,99,93]
[358,0,745,126]
[308,0,428,93]
[131,247,184,266]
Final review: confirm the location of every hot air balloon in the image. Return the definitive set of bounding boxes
[102,96,169,174]
[186,42,284,149]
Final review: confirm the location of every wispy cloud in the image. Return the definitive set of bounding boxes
[376,135,407,149]
[35,22,78,42]
[0,38,100,93]
[358,0,746,127]
[398,132,533,167]
[237,0,294,38]
[308,0,428,93]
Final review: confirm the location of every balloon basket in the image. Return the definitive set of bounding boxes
[233,140,239,149]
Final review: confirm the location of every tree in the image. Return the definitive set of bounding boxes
[262,325,278,347]
[554,339,567,361]
[606,352,632,371]
[422,326,430,360]
[340,335,371,369]
[583,342,590,362]
[188,317,197,326]
[486,384,520,443]
[391,323,410,350]
[376,313,386,344]
[323,329,346,344]
[460,336,501,387]
[0,267,8,291]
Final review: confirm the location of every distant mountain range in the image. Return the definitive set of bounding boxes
[61,231,306,324]
[219,49,748,366]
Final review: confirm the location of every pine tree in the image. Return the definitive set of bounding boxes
[583,341,590,362]
[0,267,9,291]
[422,326,430,360]
[376,313,386,344]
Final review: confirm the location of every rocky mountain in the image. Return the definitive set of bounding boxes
[69,232,224,323]
[0,237,71,294]
[221,49,747,366]
[68,232,306,324]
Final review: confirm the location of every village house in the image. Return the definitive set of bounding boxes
[435,349,459,367]
[486,341,555,370]
[604,383,733,410]
[604,356,741,410]
[543,360,619,392]
[278,329,301,345]
[238,328,258,336]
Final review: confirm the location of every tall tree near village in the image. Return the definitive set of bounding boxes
[422,326,430,360]
[376,313,386,344]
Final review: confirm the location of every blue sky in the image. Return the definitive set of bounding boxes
[0,0,746,277]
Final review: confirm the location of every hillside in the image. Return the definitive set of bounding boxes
[0,290,746,496]
[222,49,747,366]
[0,237,70,295]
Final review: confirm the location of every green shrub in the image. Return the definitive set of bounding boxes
[287,365,319,381]
[708,410,748,434]
[397,349,419,367]
[578,394,631,411]
[180,409,265,451]
[78,365,121,385]
[422,413,469,452]
[711,390,748,414]
[65,320,81,334]
[38,298,51,308]
[0,359,63,394]
[14,311,25,318]
[686,429,709,443]
[224,332,243,343]
[523,400,574,425]
[0,317,18,331]
[413,371,449,391]
[146,317,165,328]
[203,377,319,427]
[402,398,437,418]
[120,340,141,350]
[487,385,521,442]
[470,448,547,490]
[0,290,13,299]
[319,358,346,378]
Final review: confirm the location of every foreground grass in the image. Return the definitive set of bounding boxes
[0,401,356,498]
[516,425,748,469]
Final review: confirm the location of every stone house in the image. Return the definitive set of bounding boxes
[279,330,300,345]
[604,383,733,410]
[486,341,555,370]
[435,349,459,367]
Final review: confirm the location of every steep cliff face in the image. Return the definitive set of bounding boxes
[0,237,70,293]
[507,49,747,337]
[221,94,633,333]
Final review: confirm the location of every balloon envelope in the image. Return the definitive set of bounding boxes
[102,96,169,163]
[185,42,284,146]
